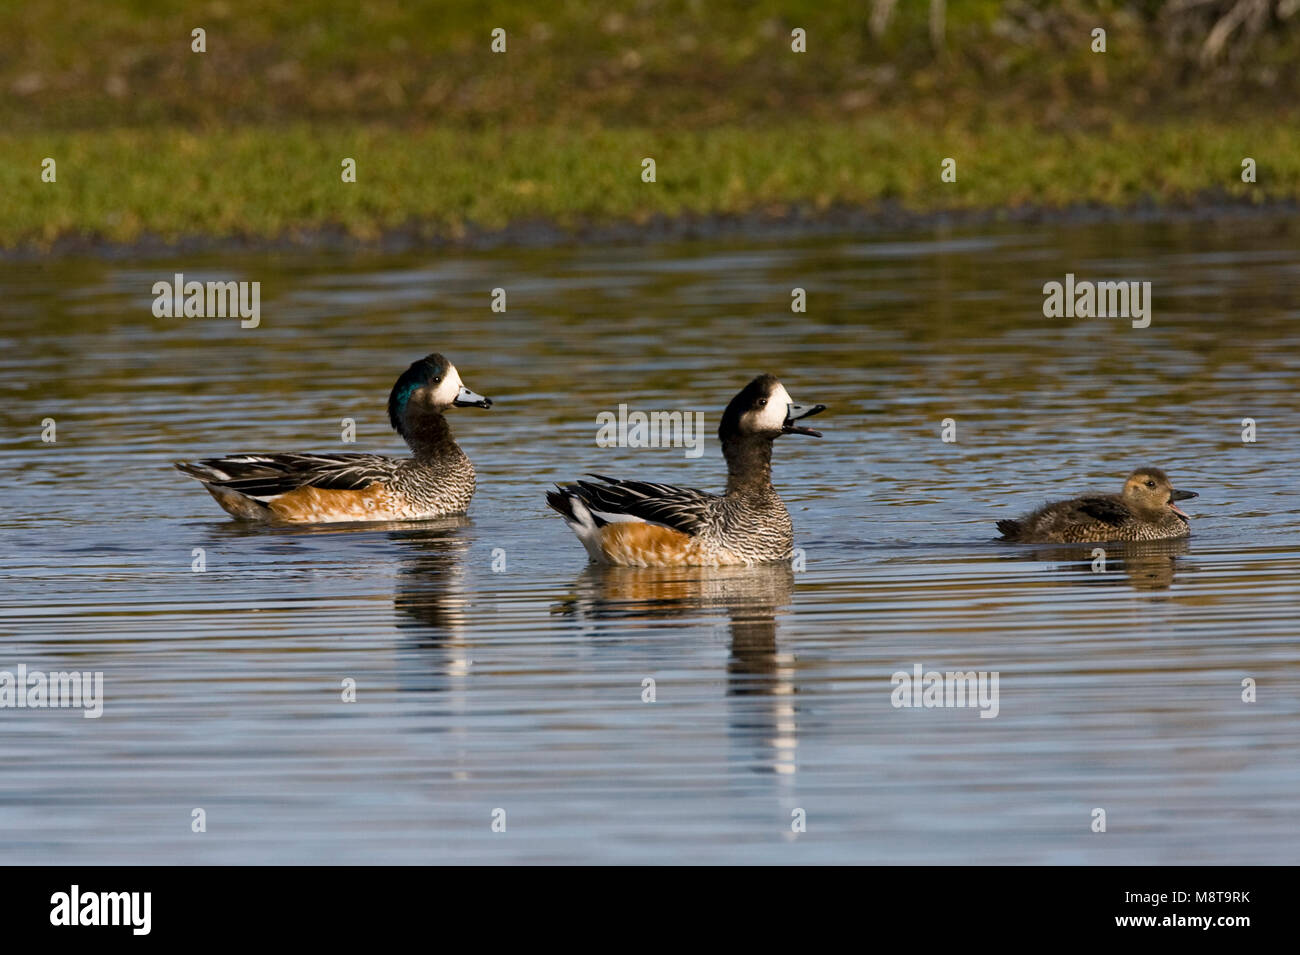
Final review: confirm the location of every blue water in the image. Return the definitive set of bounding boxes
[2,215,1298,862]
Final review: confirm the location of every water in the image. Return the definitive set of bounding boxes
[2,215,1298,863]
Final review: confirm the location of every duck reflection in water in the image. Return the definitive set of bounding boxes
[554,562,799,776]
[389,517,475,687]
[1016,538,1190,591]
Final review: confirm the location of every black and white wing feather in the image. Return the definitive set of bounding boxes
[565,472,718,536]
[175,453,400,502]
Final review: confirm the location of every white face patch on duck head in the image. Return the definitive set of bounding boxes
[430,363,464,408]
[751,382,795,433]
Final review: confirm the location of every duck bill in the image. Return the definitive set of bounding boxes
[782,401,827,437]
[1168,488,1197,518]
[453,385,493,409]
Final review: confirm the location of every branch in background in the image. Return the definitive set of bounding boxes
[1200,0,1272,62]
[870,0,898,39]
[931,0,946,50]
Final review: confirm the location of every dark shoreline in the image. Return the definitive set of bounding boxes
[7,194,1297,263]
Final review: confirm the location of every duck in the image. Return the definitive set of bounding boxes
[175,353,492,523]
[546,374,826,566]
[996,467,1197,543]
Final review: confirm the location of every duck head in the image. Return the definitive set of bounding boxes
[387,353,492,439]
[1122,467,1197,521]
[719,374,826,442]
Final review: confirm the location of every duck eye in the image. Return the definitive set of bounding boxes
[433,376,442,384]
[1145,480,1156,489]
[757,398,767,408]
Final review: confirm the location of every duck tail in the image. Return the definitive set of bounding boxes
[547,485,609,562]
[175,459,227,483]
[996,519,1022,540]
[546,487,576,520]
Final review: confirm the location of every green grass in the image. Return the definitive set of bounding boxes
[4,2,1299,249]
[2,118,1294,249]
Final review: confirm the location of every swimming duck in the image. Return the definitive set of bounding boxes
[996,468,1197,543]
[546,374,826,566]
[176,354,492,523]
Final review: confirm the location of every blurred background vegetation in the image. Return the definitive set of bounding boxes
[2,0,1297,248]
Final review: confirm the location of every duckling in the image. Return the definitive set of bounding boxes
[547,374,826,566]
[176,353,491,523]
[997,468,1198,543]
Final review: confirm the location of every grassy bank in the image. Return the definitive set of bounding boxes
[5,1,1299,250]
[3,118,1295,249]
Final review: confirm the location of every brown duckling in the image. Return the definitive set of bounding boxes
[997,468,1198,543]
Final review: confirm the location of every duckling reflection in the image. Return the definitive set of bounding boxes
[554,562,799,776]
[1017,538,1189,591]
[389,517,475,687]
